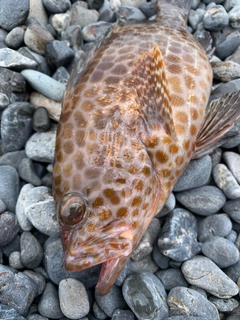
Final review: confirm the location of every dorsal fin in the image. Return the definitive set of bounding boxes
[132,44,176,139]
[193,91,240,159]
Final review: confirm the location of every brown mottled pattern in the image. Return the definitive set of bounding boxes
[52,0,212,296]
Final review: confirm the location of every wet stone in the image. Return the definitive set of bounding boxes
[1,102,34,152]
[182,255,239,298]
[45,40,75,69]
[139,1,157,18]
[152,243,170,269]
[175,186,226,216]
[38,282,63,319]
[203,5,229,30]
[33,107,50,133]
[52,66,70,84]
[202,236,239,268]
[112,309,135,320]
[212,163,240,199]
[129,253,159,274]
[42,0,71,13]
[0,165,20,212]
[16,183,34,231]
[224,198,240,215]
[168,287,219,319]
[0,0,29,31]
[198,213,232,242]
[29,92,61,121]
[0,264,38,315]
[9,251,24,269]
[173,155,211,192]
[156,268,188,291]
[223,151,240,184]
[20,231,44,269]
[59,278,90,319]
[0,304,26,320]
[18,158,42,186]
[158,208,201,261]
[209,296,239,312]
[122,272,169,320]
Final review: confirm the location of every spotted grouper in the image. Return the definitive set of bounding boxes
[52,0,240,295]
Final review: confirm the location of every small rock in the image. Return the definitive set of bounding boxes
[112,309,135,320]
[211,78,240,100]
[209,296,239,312]
[182,255,239,298]
[93,302,108,319]
[29,0,48,25]
[0,150,27,169]
[0,0,29,31]
[18,158,42,186]
[116,5,146,20]
[33,107,50,132]
[16,183,34,231]
[51,12,71,33]
[215,33,240,59]
[168,287,219,319]
[175,186,226,216]
[198,213,232,242]
[156,268,188,291]
[226,229,238,243]
[5,26,26,50]
[20,231,44,269]
[45,40,75,69]
[59,278,90,319]
[1,235,20,257]
[203,5,229,30]
[212,61,240,81]
[122,272,169,320]
[139,1,156,18]
[0,199,7,214]
[152,243,170,269]
[0,165,20,212]
[228,5,240,27]
[189,8,206,30]
[0,48,37,71]
[82,21,111,42]
[9,251,24,269]
[42,0,71,13]
[52,66,70,84]
[21,69,66,102]
[29,92,61,121]
[129,253,159,274]
[23,270,46,295]
[0,304,26,320]
[61,25,83,52]
[223,151,240,184]
[157,193,176,217]
[69,5,99,28]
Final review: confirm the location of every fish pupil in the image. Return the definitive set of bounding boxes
[65,203,85,224]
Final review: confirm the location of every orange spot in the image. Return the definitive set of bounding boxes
[84,86,100,98]
[191,108,198,120]
[60,111,71,123]
[200,80,207,90]
[98,209,112,220]
[176,111,188,123]
[184,64,200,76]
[142,166,151,176]
[142,203,149,210]
[190,124,197,136]
[202,93,207,103]
[117,207,128,218]
[185,75,195,90]
[62,123,73,139]
[104,188,120,205]
[171,94,184,107]
[63,181,69,192]
[82,100,95,112]
[92,197,104,208]
[146,136,159,148]
[175,156,184,165]
[164,182,171,189]
[132,209,139,217]
[161,169,170,177]
[54,175,62,185]
[63,164,72,177]
[168,64,182,74]
[116,178,126,184]
[168,77,183,93]
[183,140,190,150]
[176,169,181,176]
[134,180,144,191]
[63,141,74,155]
[73,151,84,169]
[74,111,87,128]
[89,130,97,141]
[56,151,66,163]
[156,150,169,163]
[72,174,81,189]
[132,196,142,207]
[76,130,85,147]
[54,164,61,175]
[87,222,96,233]
[175,124,185,135]
[97,95,113,107]
[163,136,172,144]
[169,144,179,154]
[188,94,198,104]
[87,143,98,154]
[132,221,139,229]
[129,166,137,174]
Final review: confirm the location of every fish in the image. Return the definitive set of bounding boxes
[52,0,240,296]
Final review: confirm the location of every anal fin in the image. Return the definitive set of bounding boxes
[193,91,240,159]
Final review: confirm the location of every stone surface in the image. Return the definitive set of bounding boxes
[18,158,42,185]
[5,26,26,50]
[156,268,188,291]
[212,61,240,82]
[16,183,34,231]
[203,5,229,30]
[38,282,63,319]
[42,0,71,13]
[20,231,44,269]
[0,0,29,31]
[0,165,20,212]
[33,107,50,132]
[0,212,19,246]
[29,92,61,121]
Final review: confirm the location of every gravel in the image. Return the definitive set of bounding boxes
[1,0,240,319]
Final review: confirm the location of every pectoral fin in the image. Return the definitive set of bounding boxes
[193,91,240,159]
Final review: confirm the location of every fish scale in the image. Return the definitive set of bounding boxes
[53,0,240,295]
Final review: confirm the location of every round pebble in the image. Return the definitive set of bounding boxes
[18,158,42,186]
[223,151,240,184]
[203,5,229,30]
[0,165,20,212]
[0,304,26,320]
[0,0,29,31]
[209,296,239,312]
[9,251,24,269]
[42,0,71,13]
[156,268,188,291]
[15,183,34,231]
[38,282,63,319]
[45,40,75,69]
[5,26,26,50]
[20,231,44,269]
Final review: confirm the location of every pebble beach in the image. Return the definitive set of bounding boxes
[1,0,240,319]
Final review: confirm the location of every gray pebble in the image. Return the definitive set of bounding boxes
[225,259,240,283]
[16,183,34,231]
[0,92,9,109]
[23,270,46,295]
[212,61,240,81]
[21,70,66,102]
[24,23,54,55]
[156,268,188,291]
[202,236,239,268]
[228,5,240,27]
[69,5,99,28]
[0,264,38,315]
[0,199,6,213]
[5,26,26,50]
[1,235,20,257]
[139,1,157,18]
[157,192,175,217]
[38,282,63,319]
[226,229,238,243]
[158,208,201,261]
[0,303,26,320]
[212,163,240,199]
[45,40,75,69]
[59,278,90,319]
[82,21,111,42]
[19,158,42,186]
[112,309,135,320]
[0,0,29,31]
[24,186,59,237]
[175,186,226,216]
[189,8,206,30]
[122,272,169,320]
[52,66,70,84]
[20,231,44,269]
[25,125,57,163]
[222,118,240,148]
[129,253,159,274]
[93,302,108,319]
[61,25,83,52]
[1,102,34,152]
[0,150,27,169]
[152,243,170,269]
[0,47,37,71]
[198,213,232,242]
[209,296,239,312]
[203,5,229,30]
[116,5,146,20]
[211,78,240,99]
[224,0,240,11]
[0,212,19,246]
[182,255,239,298]
[215,33,240,59]
[173,155,211,192]
[168,287,219,319]
[223,151,240,184]
[9,251,24,269]
[95,285,128,317]
[0,165,20,212]
[42,0,71,13]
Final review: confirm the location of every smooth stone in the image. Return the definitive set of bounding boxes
[0,92,9,108]
[122,272,169,320]
[25,125,57,163]
[38,282,63,319]
[116,5,146,20]
[211,78,240,99]
[224,0,240,11]
[41,172,53,188]
[43,237,101,287]
[0,199,6,213]
[24,186,59,237]
[20,231,44,269]
[23,270,46,295]
[16,183,34,231]
[227,210,240,224]
[51,12,71,33]
[93,302,108,319]
[0,48,37,71]
[1,102,34,152]
[61,25,83,52]
[1,235,20,257]
[18,158,42,185]
[209,296,239,312]
[21,70,66,102]
[0,212,19,246]
[211,61,240,81]
[69,5,99,28]
[223,151,240,183]
[229,5,240,27]
[121,0,146,7]
[5,26,26,50]
[175,186,226,216]
[29,0,48,25]
[45,40,75,69]
[29,92,61,121]
[215,33,240,59]
[182,255,239,298]
[189,8,206,30]
[203,5,229,30]
[59,278,90,318]
[33,107,50,132]
[0,150,27,169]
[157,192,176,217]
[156,268,188,291]
[129,253,159,274]
[0,304,26,320]
[98,7,116,22]
[198,213,232,242]
[0,0,29,31]
[0,165,20,212]
[112,309,135,320]
[168,287,219,319]
[226,229,238,243]
[0,264,38,315]
[52,66,70,84]
[202,236,239,268]
[152,243,170,269]
[42,0,71,13]
[158,208,201,261]
[212,163,240,199]
[9,251,24,269]
[173,155,212,192]
[24,23,54,55]
[225,259,240,283]
[82,21,111,42]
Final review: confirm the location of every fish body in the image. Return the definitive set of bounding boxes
[52,0,240,295]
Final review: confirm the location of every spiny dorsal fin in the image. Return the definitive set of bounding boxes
[132,44,176,139]
[193,91,240,159]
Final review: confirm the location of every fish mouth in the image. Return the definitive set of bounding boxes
[63,220,133,280]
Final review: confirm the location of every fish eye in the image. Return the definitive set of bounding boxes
[59,193,86,225]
